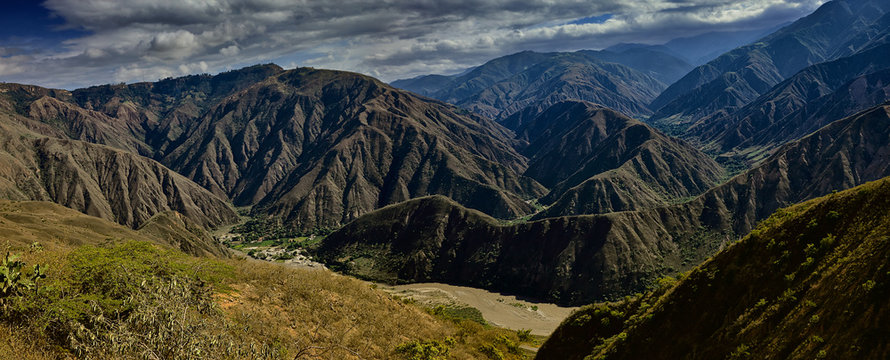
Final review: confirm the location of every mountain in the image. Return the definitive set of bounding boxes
[2,67,546,230]
[577,48,693,85]
[512,101,723,217]
[317,103,890,305]
[391,49,689,120]
[389,74,455,97]
[650,0,890,128]
[662,25,788,65]
[0,105,238,230]
[696,43,890,160]
[537,175,890,360]
[455,52,665,120]
[170,68,544,228]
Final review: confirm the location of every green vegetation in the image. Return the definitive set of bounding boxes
[230,215,336,244]
[0,241,258,359]
[224,215,334,262]
[0,251,46,304]
[0,200,539,359]
[395,338,454,360]
[538,177,890,360]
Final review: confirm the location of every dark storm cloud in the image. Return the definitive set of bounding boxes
[0,0,826,88]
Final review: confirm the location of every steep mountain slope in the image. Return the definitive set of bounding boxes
[2,67,546,230]
[537,176,890,360]
[29,64,285,158]
[698,43,890,159]
[512,101,723,217]
[0,110,238,230]
[163,68,545,228]
[318,104,890,305]
[650,0,890,128]
[432,51,558,104]
[137,211,231,258]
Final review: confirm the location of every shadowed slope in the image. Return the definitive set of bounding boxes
[538,176,890,360]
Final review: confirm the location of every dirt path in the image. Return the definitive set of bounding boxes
[381,283,578,336]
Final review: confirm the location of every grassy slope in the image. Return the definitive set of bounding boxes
[537,176,890,360]
[0,200,529,359]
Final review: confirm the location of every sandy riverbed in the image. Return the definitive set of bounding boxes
[381,283,578,336]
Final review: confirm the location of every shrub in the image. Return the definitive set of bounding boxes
[495,334,521,354]
[516,329,533,342]
[394,339,451,360]
[729,344,751,359]
[478,343,504,360]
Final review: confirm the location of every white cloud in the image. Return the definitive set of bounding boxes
[220,44,240,56]
[148,30,200,59]
[0,0,827,88]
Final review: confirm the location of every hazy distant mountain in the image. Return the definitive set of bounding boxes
[538,175,890,360]
[2,66,546,230]
[391,49,691,120]
[603,26,782,69]
[388,74,454,97]
[509,101,723,217]
[455,52,665,120]
[650,0,890,128]
[319,103,890,304]
[663,25,788,65]
[577,48,693,84]
[426,51,559,104]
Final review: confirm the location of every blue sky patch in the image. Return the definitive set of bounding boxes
[568,14,613,26]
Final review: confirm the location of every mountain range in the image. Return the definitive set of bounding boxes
[0,67,551,230]
[650,0,890,131]
[3,0,890,356]
[393,49,688,120]
[318,103,890,304]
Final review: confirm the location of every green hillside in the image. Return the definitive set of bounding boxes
[538,176,890,359]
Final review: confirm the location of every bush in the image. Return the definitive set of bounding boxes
[516,329,533,342]
[394,338,452,360]
[478,343,505,360]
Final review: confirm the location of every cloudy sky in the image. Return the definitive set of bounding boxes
[0,0,826,89]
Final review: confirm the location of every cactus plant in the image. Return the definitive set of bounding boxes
[0,251,47,300]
